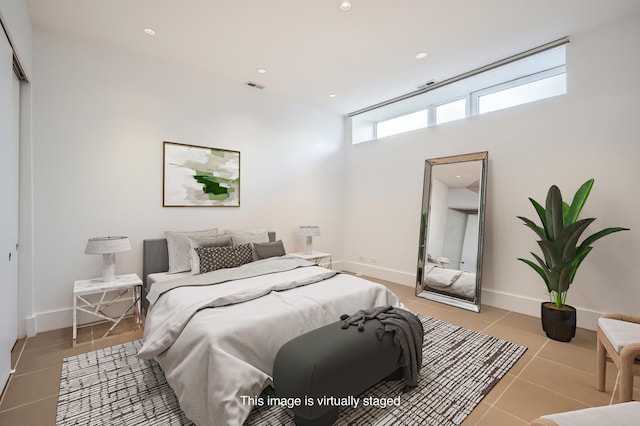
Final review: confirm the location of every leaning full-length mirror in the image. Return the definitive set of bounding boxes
[416,152,488,312]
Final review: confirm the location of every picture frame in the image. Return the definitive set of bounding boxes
[163,141,240,207]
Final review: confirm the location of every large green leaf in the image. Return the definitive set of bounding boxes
[545,185,564,240]
[569,246,592,284]
[564,179,594,225]
[560,218,595,263]
[547,266,563,293]
[531,252,550,272]
[562,201,570,225]
[546,265,573,294]
[531,251,552,293]
[518,257,550,290]
[538,239,562,267]
[517,216,547,240]
[578,226,631,252]
[529,198,548,237]
[557,265,574,293]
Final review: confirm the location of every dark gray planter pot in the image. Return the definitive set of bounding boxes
[541,302,576,342]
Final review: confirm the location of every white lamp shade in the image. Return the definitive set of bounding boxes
[298,226,320,237]
[85,236,131,254]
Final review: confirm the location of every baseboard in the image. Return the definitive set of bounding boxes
[25,316,36,337]
[481,288,602,331]
[339,261,602,331]
[337,261,415,287]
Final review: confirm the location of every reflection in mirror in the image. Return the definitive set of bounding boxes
[416,152,488,312]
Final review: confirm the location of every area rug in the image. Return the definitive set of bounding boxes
[56,315,526,426]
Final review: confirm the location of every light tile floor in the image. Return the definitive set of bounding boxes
[0,279,637,425]
[0,316,143,425]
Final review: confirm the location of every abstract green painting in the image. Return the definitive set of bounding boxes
[163,141,240,207]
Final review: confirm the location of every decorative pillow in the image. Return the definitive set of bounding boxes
[195,243,254,273]
[253,240,286,260]
[165,228,219,273]
[188,235,233,274]
[234,243,254,266]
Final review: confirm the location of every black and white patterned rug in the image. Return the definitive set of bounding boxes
[56,315,526,426]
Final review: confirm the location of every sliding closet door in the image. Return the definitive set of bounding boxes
[0,30,19,389]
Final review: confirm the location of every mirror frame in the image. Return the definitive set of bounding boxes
[415,151,488,312]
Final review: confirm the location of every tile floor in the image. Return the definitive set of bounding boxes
[0,279,637,425]
[0,316,143,426]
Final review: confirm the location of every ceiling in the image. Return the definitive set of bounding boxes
[25,0,640,116]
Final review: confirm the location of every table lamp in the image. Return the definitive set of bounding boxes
[85,236,131,283]
[298,226,320,255]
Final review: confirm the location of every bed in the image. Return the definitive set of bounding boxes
[138,230,403,426]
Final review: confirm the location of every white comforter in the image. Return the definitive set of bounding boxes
[138,258,402,426]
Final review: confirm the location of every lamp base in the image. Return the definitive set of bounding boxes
[305,237,314,255]
[102,253,117,283]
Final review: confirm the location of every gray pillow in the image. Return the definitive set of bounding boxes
[195,243,254,273]
[253,240,286,260]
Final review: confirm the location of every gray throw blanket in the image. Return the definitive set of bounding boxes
[340,306,423,390]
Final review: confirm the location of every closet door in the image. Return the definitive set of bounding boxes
[0,30,19,389]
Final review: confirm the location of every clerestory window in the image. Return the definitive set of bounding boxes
[350,38,568,144]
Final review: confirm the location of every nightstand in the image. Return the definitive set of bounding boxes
[291,251,332,269]
[73,273,142,345]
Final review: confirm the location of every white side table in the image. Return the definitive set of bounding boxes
[291,251,332,269]
[73,273,142,345]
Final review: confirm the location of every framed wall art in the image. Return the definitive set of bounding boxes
[163,141,240,207]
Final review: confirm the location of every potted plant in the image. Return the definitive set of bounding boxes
[517,178,629,342]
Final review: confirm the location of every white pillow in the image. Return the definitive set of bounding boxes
[225,229,270,245]
[188,235,233,274]
[165,228,218,273]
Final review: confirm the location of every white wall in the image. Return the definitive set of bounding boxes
[29,29,344,332]
[342,13,640,330]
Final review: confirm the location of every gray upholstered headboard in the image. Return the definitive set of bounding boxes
[142,231,276,311]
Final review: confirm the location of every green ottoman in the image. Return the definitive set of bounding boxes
[272,319,404,426]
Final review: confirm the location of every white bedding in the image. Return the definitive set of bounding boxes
[147,271,190,284]
[424,266,461,288]
[139,257,402,426]
[424,265,476,300]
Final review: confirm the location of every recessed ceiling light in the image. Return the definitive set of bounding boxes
[339,1,352,12]
[415,52,428,60]
[329,94,337,98]
[257,68,267,74]
[144,28,156,36]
